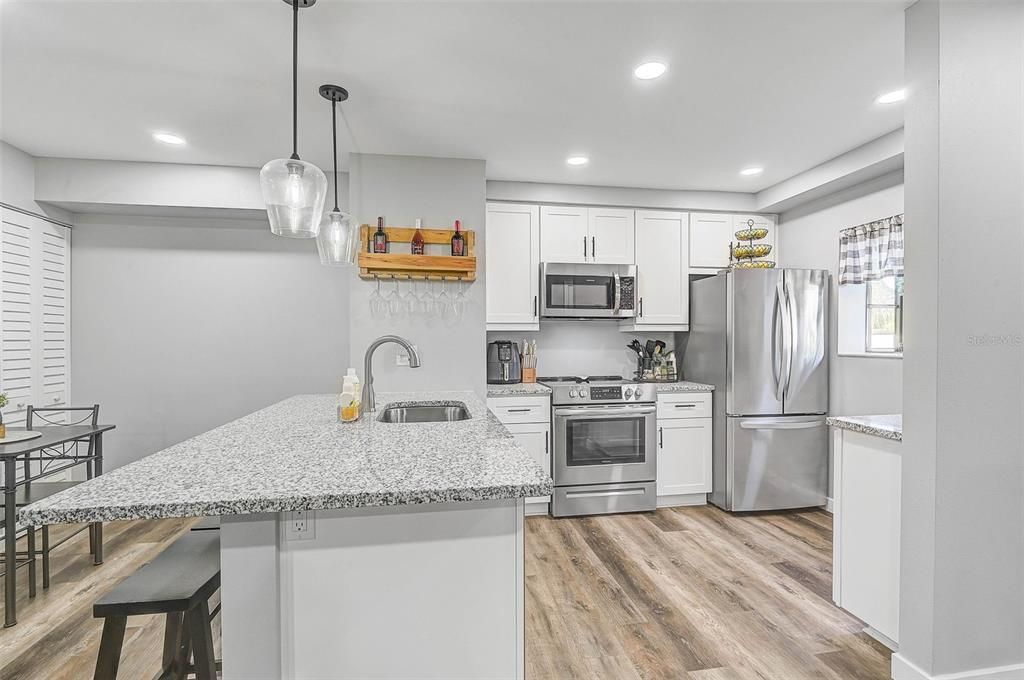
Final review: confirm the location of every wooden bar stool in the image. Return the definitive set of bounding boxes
[92,531,221,680]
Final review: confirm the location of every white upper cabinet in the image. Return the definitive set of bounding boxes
[540,206,635,264]
[689,212,735,269]
[540,205,589,263]
[485,203,541,331]
[689,212,778,270]
[587,207,635,264]
[622,210,688,331]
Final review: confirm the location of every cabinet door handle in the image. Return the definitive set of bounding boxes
[583,236,588,259]
[533,295,538,318]
[591,236,596,259]
[545,433,549,454]
[639,298,644,318]
[659,426,664,448]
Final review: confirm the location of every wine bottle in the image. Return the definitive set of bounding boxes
[373,216,388,253]
[451,219,465,256]
[412,218,425,255]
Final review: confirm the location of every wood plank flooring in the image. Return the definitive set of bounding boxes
[525,506,891,680]
[0,506,889,679]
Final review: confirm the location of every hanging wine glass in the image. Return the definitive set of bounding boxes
[453,277,469,319]
[401,275,418,317]
[419,277,436,317]
[369,276,387,318]
[385,276,404,318]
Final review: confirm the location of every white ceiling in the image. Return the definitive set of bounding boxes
[1,0,904,193]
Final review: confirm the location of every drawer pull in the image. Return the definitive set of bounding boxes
[674,404,697,408]
[506,408,532,413]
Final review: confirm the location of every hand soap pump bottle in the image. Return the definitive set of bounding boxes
[339,369,362,422]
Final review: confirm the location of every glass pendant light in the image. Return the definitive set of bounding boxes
[260,0,327,238]
[316,84,358,266]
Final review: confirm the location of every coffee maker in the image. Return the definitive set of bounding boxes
[487,341,522,384]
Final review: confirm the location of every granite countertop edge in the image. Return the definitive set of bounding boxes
[18,391,554,525]
[826,414,903,441]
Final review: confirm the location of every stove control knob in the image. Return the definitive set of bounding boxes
[633,386,643,399]
[579,389,589,399]
[624,388,633,399]
[569,388,578,398]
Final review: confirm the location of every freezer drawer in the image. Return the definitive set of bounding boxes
[721,415,828,511]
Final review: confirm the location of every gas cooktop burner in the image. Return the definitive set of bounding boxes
[538,375,626,384]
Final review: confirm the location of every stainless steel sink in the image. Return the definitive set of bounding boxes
[376,402,471,423]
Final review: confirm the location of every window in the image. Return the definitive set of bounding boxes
[866,275,904,353]
[836,213,904,358]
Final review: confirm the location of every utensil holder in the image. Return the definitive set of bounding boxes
[522,368,537,384]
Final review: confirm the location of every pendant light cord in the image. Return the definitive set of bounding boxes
[331,99,340,211]
[290,0,299,161]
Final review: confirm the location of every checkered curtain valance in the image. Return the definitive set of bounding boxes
[838,214,904,285]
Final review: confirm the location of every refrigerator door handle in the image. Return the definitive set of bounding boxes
[775,277,793,401]
[738,418,824,430]
[772,283,783,397]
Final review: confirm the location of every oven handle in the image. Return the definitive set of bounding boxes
[564,487,648,500]
[554,405,657,418]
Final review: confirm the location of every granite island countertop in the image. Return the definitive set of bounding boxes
[19,391,553,525]
[826,414,902,441]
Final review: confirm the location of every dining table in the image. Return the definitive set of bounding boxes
[1,423,115,626]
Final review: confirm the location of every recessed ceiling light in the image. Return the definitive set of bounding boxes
[875,89,906,105]
[153,131,186,146]
[634,62,667,80]
[740,167,763,176]
[566,156,589,166]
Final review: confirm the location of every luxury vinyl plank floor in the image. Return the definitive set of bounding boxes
[1,506,889,679]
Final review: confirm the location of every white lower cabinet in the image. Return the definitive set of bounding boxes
[656,393,712,505]
[832,428,901,648]
[488,396,551,514]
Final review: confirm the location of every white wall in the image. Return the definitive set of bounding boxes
[779,171,904,417]
[487,323,675,380]
[898,2,1024,677]
[71,214,350,470]
[348,154,486,395]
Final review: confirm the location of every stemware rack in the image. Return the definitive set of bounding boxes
[358,224,477,281]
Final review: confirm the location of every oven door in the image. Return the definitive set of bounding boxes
[552,403,657,485]
[541,263,636,318]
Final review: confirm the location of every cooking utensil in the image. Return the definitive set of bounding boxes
[654,340,666,356]
[645,339,656,358]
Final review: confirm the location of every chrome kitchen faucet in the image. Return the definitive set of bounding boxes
[362,335,422,412]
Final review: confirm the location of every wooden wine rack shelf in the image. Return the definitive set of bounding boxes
[358,225,476,281]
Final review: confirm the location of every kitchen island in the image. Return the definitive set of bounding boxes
[20,391,552,680]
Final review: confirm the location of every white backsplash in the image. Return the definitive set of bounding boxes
[488,321,676,379]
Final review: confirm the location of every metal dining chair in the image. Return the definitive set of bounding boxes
[20,404,101,588]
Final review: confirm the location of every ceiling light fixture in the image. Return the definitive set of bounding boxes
[260,0,327,239]
[316,84,357,267]
[152,132,186,146]
[876,89,906,104]
[740,167,764,176]
[634,62,667,80]
[566,156,589,166]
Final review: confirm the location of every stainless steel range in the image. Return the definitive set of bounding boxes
[541,376,658,517]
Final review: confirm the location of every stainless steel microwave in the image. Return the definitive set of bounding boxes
[540,263,637,319]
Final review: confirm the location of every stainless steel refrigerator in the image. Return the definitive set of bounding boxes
[683,269,829,511]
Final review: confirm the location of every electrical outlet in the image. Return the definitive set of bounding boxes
[285,510,315,540]
[396,345,419,366]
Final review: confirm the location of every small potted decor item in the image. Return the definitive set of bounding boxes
[0,392,7,439]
